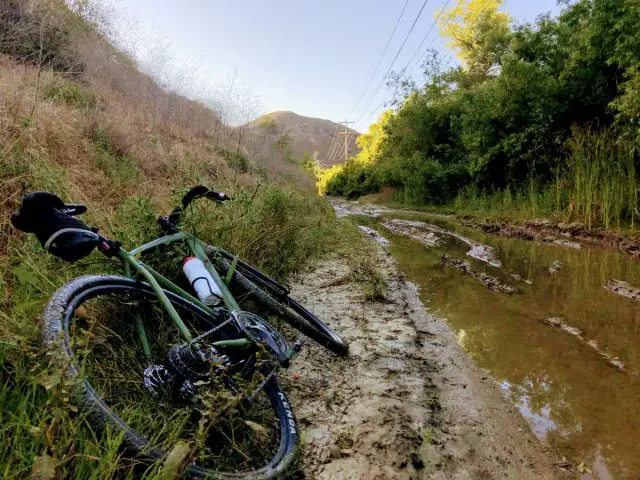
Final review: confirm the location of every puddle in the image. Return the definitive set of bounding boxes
[339,202,640,479]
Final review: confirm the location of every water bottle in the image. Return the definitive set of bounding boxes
[182,257,223,306]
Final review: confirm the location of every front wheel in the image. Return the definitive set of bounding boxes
[41,275,298,479]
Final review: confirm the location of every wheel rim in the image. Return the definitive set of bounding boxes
[58,281,295,476]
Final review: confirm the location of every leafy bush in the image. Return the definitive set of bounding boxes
[319,0,640,228]
[216,147,251,173]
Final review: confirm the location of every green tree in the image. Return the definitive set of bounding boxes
[438,0,511,74]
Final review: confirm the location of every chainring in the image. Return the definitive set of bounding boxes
[235,311,289,363]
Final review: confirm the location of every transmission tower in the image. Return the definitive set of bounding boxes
[337,119,356,162]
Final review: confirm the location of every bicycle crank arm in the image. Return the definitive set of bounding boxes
[244,340,304,407]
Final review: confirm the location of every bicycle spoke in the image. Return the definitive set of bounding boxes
[68,287,285,473]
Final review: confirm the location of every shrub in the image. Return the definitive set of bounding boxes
[0,0,85,72]
[184,183,337,278]
[216,147,250,173]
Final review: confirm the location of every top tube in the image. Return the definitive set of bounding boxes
[128,231,188,257]
[123,229,241,313]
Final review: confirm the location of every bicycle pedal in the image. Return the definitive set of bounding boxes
[283,340,305,365]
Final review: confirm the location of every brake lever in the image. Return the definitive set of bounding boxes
[158,214,179,234]
[205,191,231,202]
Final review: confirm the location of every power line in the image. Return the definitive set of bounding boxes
[324,123,341,166]
[327,123,347,164]
[357,101,387,132]
[328,131,341,164]
[347,0,410,118]
[411,4,484,74]
[337,120,356,162]
[410,38,450,76]
[357,0,457,131]
[352,0,433,125]
[404,0,451,72]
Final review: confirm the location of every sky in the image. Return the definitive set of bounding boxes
[111,0,562,131]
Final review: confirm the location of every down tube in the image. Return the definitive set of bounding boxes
[120,249,194,342]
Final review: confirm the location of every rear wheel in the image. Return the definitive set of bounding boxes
[41,275,298,479]
[209,248,348,356]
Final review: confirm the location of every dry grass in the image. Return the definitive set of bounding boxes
[0,3,388,477]
[0,3,342,476]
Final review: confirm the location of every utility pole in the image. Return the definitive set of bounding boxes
[337,119,355,162]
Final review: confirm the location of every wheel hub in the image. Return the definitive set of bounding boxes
[143,344,230,403]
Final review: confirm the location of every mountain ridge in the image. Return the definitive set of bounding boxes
[246,111,360,166]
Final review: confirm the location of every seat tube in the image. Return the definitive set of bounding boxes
[185,237,241,312]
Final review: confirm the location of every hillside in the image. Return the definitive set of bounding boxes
[247,111,360,166]
[0,2,361,477]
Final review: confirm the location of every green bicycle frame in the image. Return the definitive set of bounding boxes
[117,230,250,359]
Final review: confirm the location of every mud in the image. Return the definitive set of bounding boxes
[381,219,441,247]
[382,219,502,268]
[287,248,566,479]
[330,199,432,220]
[543,317,629,373]
[473,219,640,259]
[603,279,640,303]
[357,225,390,248]
[440,254,518,294]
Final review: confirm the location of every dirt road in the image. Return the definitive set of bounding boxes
[285,247,568,479]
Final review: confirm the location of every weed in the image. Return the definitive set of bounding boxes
[452,130,639,230]
[332,221,388,300]
[92,127,141,185]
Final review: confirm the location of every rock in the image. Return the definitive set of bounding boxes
[329,444,342,459]
[548,260,563,274]
[603,279,640,303]
[410,453,425,470]
[441,254,518,294]
[553,239,582,249]
[544,317,563,327]
[357,225,390,248]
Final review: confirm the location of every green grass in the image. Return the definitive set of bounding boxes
[1,138,386,477]
[371,130,639,234]
[452,134,638,231]
[43,81,96,110]
[341,227,388,301]
[92,127,141,186]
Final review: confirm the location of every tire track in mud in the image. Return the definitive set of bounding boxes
[285,248,567,479]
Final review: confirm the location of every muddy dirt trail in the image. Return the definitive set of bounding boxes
[285,248,567,479]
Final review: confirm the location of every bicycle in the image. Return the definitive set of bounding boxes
[10,185,348,478]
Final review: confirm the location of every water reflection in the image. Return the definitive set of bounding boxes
[369,214,640,479]
[501,380,558,440]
